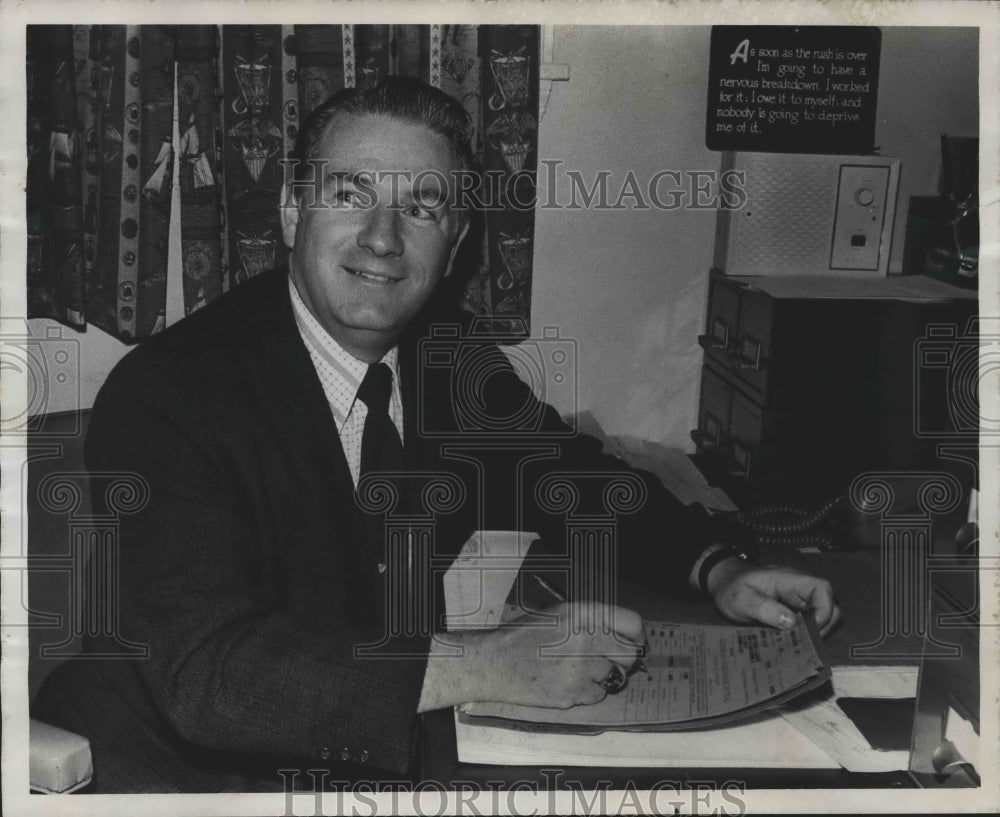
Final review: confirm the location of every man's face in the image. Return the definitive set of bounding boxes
[282,113,469,360]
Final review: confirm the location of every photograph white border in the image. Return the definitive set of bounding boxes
[2,1,997,815]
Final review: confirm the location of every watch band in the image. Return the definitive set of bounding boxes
[697,545,750,595]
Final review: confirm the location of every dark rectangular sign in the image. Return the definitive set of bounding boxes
[706,26,881,154]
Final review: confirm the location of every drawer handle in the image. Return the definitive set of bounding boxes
[728,345,766,371]
[698,317,731,351]
[697,334,729,351]
[732,354,762,370]
[690,428,721,451]
[691,413,726,452]
[729,440,752,478]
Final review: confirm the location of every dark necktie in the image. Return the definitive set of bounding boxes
[356,363,418,649]
[357,363,405,478]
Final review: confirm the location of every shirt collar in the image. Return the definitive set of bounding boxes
[288,275,400,426]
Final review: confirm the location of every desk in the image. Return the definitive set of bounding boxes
[420,535,979,790]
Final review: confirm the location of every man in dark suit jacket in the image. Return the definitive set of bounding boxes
[34,78,839,792]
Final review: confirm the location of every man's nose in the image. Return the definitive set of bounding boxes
[357,205,404,257]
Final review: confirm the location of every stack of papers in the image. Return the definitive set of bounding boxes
[460,616,830,731]
[455,709,839,768]
[455,664,921,772]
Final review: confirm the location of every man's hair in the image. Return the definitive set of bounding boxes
[290,76,476,187]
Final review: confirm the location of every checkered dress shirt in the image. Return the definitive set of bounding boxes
[288,277,404,487]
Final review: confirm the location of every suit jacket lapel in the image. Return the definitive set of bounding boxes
[251,271,355,495]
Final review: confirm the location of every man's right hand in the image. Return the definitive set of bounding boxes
[417,602,645,712]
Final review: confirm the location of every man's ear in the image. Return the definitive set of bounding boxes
[442,218,471,279]
[280,188,300,249]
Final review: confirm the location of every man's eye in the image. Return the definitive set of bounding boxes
[405,203,438,221]
[324,186,366,207]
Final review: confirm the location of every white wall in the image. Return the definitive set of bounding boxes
[531,27,717,447]
[23,319,131,416]
[30,26,980,434]
[529,25,980,448]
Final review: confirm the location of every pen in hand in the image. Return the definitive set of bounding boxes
[532,573,566,603]
[531,573,648,677]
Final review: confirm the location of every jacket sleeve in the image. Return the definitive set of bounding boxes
[85,349,425,774]
[462,341,715,600]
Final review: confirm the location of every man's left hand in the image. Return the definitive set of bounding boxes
[707,559,841,637]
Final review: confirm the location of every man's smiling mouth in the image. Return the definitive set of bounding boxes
[344,266,402,284]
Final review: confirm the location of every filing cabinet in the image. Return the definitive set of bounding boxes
[692,271,978,504]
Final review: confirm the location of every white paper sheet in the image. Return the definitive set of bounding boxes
[454,709,838,768]
[441,531,535,630]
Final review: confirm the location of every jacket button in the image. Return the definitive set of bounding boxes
[338,746,352,762]
[377,563,386,574]
[358,749,370,763]
[318,747,331,761]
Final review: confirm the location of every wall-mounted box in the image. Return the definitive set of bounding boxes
[714,151,901,277]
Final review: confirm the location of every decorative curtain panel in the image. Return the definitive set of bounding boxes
[26,24,539,342]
